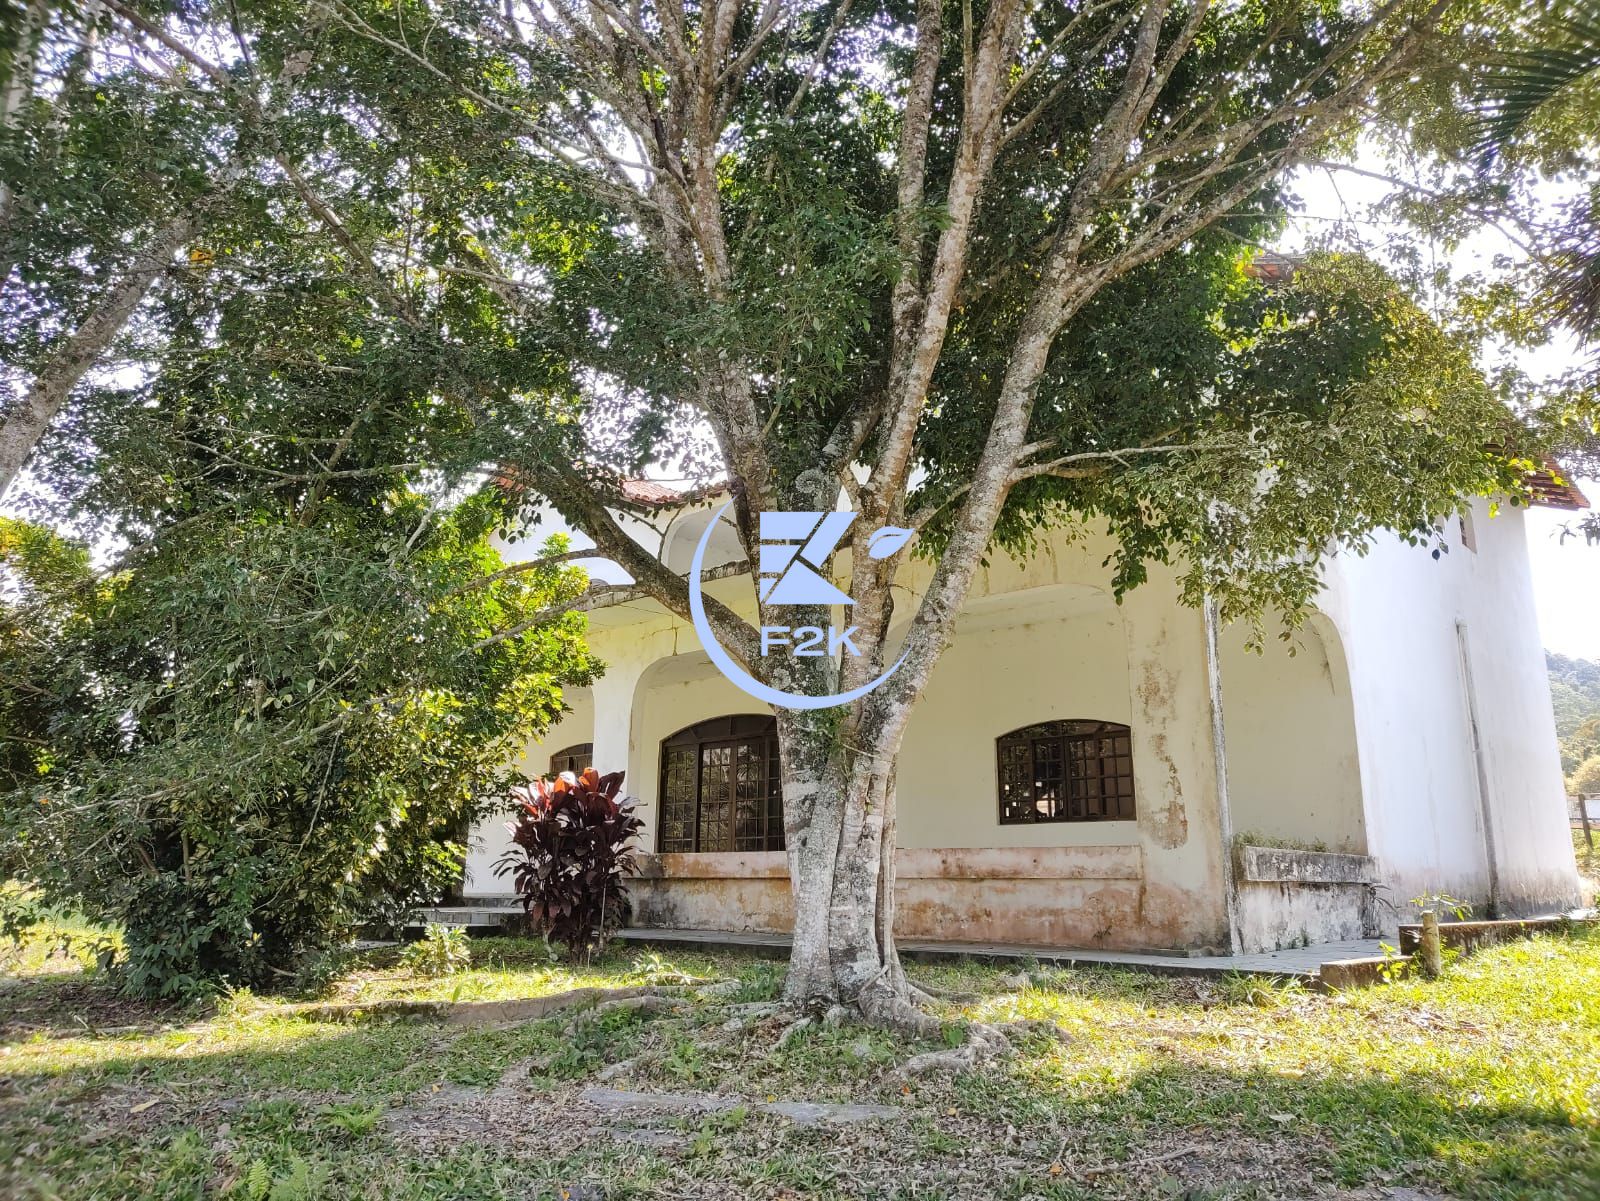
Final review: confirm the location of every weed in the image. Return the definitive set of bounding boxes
[317,1100,385,1137]
[1218,971,1304,1007]
[400,924,472,978]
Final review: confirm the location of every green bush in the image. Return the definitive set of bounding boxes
[2,506,598,996]
[399,924,473,978]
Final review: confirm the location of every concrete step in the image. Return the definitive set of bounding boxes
[410,903,522,929]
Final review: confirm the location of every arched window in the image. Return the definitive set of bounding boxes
[658,715,783,853]
[548,743,593,776]
[997,720,1135,824]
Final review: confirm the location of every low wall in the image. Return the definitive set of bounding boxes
[1235,845,1379,953]
[627,844,1227,952]
[1396,914,1590,955]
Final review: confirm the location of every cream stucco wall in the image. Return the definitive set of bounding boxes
[462,687,594,896]
[895,591,1133,850]
[1219,616,1367,854]
[1317,497,1579,920]
[462,492,1580,947]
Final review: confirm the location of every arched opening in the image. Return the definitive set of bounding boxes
[661,506,744,575]
[547,743,593,775]
[1220,613,1367,854]
[657,715,782,853]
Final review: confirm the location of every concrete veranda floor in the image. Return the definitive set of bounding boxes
[614,926,1387,981]
[413,904,1389,980]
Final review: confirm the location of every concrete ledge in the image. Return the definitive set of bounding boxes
[1238,845,1378,886]
[897,845,1142,881]
[634,845,1142,883]
[413,904,520,928]
[1397,913,1595,955]
[636,852,788,880]
[1316,957,1398,991]
[616,927,1386,979]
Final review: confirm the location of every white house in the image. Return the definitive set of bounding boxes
[461,476,1586,956]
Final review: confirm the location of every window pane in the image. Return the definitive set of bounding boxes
[548,743,594,776]
[698,743,734,852]
[660,745,697,852]
[659,717,784,852]
[997,721,1136,824]
[733,739,768,851]
[998,738,1033,823]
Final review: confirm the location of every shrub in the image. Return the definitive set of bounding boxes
[399,923,472,977]
[3,507,599,996]
[494,768,643,957]
[1572,754,1600,799]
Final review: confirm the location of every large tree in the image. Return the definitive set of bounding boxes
[1,0,1551,1024]
[384,0,1530,1028]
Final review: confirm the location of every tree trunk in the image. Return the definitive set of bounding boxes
[0,212,194,497]
[777,708,937,1034]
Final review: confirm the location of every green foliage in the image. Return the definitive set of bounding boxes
[0,518,105,792]
[933,252,1531,636]
[316,1101,385,1138]
[1572,754,1600,798]
[2,497,599,995]
[1549,652,1600,777]
[0,886,119,974]
[1218,971,1306,1008]
[1470,0,1600,337]
[1410,893,1474,920]
[399,924,473,979]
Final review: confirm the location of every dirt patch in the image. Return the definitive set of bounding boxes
[579,1086,900,1125]
[0,975,185,1040]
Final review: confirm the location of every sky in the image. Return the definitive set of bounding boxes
[1524,492,1600,660]
[1283,162,1600,662]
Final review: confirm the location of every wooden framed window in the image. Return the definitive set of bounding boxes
[658,715,783,853]
[997,720,1135,824]
[548,743,594,776]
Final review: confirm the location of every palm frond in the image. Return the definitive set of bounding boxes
[1473,0,1600,155]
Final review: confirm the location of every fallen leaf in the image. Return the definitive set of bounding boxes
[129,1099,159,1114]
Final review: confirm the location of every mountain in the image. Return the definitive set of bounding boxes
[1548,652,1600,780]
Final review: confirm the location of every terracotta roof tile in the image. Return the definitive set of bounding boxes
[1525,461,1590,510]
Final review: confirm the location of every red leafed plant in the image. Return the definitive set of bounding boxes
[493,767,644,956]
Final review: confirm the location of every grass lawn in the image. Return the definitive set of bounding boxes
[1576,830,1600,906]
[2,925,1597,1201]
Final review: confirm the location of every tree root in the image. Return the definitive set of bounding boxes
[893,1022,1010,1078]
[892,1018,1069,1078]
[568,991,681,1031]
[774,1015,814,1048]
[638,970,713,987]
[858,978,944,1040]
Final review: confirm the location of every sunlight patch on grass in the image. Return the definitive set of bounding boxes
[2,928,1597,1199]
